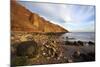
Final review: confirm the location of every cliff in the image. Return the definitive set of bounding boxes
[11,1,68,33]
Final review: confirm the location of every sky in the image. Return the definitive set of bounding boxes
[18,1,95,32]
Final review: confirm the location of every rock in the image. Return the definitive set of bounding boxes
[77,41,84,46]
[41,44,56,58]
[16,41,38,58]
[67,59,73,63]
[72,51,81,59]
[88,41,95,45]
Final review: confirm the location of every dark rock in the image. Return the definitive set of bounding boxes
[88,41,95,45]
[73,52,95,62]
[73,41,78,46]
[16,41,38,58]
[77,41,84,46]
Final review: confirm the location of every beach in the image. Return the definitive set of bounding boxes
[11,32,95,66]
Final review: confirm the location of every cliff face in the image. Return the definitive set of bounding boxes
[11,1,68,32]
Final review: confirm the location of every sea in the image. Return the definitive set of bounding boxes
[60,32,95,42]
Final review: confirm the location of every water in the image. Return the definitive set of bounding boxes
[60,32,95,42]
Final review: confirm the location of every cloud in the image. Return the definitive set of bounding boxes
[18,1,95,32]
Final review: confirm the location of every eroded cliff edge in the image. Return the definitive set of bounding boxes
[11,1,68,33]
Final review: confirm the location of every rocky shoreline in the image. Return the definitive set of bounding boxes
[11,32,95,66]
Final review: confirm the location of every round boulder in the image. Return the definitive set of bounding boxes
[16,41,38,58]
